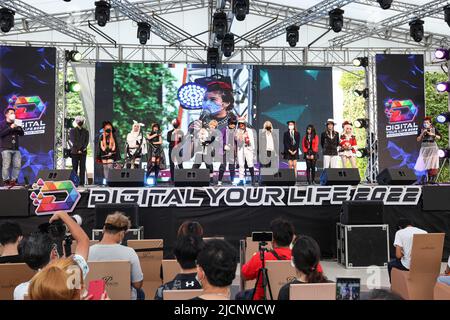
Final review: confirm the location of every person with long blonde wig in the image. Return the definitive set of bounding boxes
[339,121,358,169]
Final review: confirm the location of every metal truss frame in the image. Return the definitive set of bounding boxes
[55,49,67,169]
[365,55,378,183]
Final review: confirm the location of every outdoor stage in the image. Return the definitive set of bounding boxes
[2,184,449,260]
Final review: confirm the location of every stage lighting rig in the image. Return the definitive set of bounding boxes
[64,118,76,128]
[436,112,450,124]
[436,81,450,93]
[221,33,235,58]
[137,22,151,45]
[377,0,393,10]
[329,8,344,33]
[354,88,369,99]
[65,50,82,62]
[177,83,207,109]
[445,5,450,28]
[213,11,228,41]
[354,118,369,129]
[353,57,369,68]
[409,19,424,43]
[65,81,81,93]
[0,8,15,33]
[286,25,300,48]
[356,147,369,158]
[435,48,450,60]
[95,1,111,27]
[207,47,220,67]
[232,0,249,22]
[438,148,450,159]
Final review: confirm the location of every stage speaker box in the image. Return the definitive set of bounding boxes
[37,169,79,185]
[174,169,210,187]
[259,168,296,186]
[340,200,384,225]
[376,168,416,185]
[107,169,145,187]
[95,203,140,229]
[320,168,360,185]
[337,223,390,268]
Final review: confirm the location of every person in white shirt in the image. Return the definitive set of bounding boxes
[437,256,450,285]
[235,119,256,186]
[259,121,279,175]
[387,218,427,282]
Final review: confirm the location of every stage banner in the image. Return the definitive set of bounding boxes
[0,46,56,183]
[376,54,425,174]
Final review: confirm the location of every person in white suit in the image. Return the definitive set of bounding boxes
[235,118,256,186]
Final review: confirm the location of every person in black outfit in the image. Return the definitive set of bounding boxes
[167,119,184,182]
[69,116,89,186]
[96,121,120,181]
[218,117,237,186]
[278,235,330,300]
[321,119,340,169]
[155,235,205,300]
[0,221,23,264]
[283,120,301,177]
[302,125,319,185]
[0,107,24,186]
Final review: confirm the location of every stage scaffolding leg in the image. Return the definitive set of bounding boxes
[55,49,67,170]
[364,54,378,183]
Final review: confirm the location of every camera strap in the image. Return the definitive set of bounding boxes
[269,249,288,261]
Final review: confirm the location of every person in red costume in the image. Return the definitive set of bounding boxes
[302,124,319,185]
[339,121,358,169]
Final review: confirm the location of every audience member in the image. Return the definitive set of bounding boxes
[387,218,427,282]
[155,235,205,300]
[177,221,204,238]
[0,221,23,263]
[437,255,450,285]
[192,239,237,300]
[278,235,330,300]
[88,212,144,300]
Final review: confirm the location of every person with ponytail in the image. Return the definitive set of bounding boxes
[278,235,330,300]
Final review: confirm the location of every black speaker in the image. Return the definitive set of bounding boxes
[36,169,79,185]
[107,169,145,187]
[376,168,416,185]
[340,200,384,225]
[259,168,296,186]
[95,203,139,229]
[174,169,210,187]
[320,168,360,185]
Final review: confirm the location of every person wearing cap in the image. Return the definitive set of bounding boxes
[235,118,256,185]
[125,120,146,170]
[218,117,237,186]
[0,107,24,187]
[283,120,301,177]
[167,119,184,182]
[69,116,89,186]
[339,121,358,169]
[321,119,340,169]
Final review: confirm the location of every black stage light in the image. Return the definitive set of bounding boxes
[65,81,81,93]
[0,8,15,33]
[286,25,300,47]
[436,112,450,124]
[137,22,151,45]
[329,8,344,33]
[64,118,76,128]
[213,11,228,40]
[207,47,220,67]
[232,0,249,22]
[409,19,424,43]
[377,0,393,10]
[354,88,369,99]
[356,147,369,158]
[445,5,450,28]
[65,50,82,62]
[353,57,369,67]
[95,1,111,27]
[354,118,369,129]
[438,148,450,159]
[221,33,235,58]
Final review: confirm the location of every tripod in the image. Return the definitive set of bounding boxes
[251,241,273,300]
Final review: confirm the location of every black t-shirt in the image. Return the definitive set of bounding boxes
[278,279,333,300]
[0,255,23,264]
[154,272,201,300]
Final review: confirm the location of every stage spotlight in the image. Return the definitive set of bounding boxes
[221,33,235,57]
[65,50,82,62]
[356,147,369,158]
[377,0,393,10]
[286,25,300,47]
[95,1,111,27]
[232,0,249,22]
[354,88,369,99]
[444,5,450,28]
[353,57,369,67]
[145,176,156,186]
[409,19,424,43]
[436,112,450,124]
[207,47,220,67]
[65,81,81,93]
[177,82,207,109]
[354,118,369,129]
[213,11,228,40]
[64,118,76,128]
[435,48,450,60]
[0,8,15,33]
[329,8,344,33]
[137,22,151,45]
[436,81,450,93]
[438,148,450,159]
[63,148,72,158]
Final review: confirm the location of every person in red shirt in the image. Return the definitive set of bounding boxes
[302,124,319,185]
[339,121,358,168]
[241,218,324,300]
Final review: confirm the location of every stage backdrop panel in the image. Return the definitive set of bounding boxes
[254,66,333,165]
[376,54,425,175]
[0,46,56,183]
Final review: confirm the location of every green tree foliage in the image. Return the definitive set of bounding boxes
[112,63,178,145]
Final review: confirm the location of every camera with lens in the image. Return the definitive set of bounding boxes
[38,215,82,257]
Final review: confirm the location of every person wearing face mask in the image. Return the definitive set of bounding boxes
[0,107,24,187]
[167,119,184,182]
[69,116,89,186]
[88,212,144,300]
[283,121,301,177]
[339,121,358,169]
[193,120,220,184]
[259,121,279,172]
[414,116,442,184]
[146,123,164,183]
[302,125,319,185]
[218,117,237,186]
[125,120,146,169]
[97,121,120,181]
[321,119,340,168]
[236,118,256,186]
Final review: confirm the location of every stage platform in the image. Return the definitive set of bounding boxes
[1,184,449,259]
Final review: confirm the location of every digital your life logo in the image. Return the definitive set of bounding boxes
[10,95,47,121]
[384,99,418,124]
[30,179,81,215]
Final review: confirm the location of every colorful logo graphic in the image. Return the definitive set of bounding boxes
[30,179,80,215]
[384,99,418,124]
[9,95,47,121]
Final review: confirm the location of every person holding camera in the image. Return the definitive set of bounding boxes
[414,116,442,184]
[69,116,89,186]
[146,123,163,183]
[302,124,319,185]
[0,107,24,187]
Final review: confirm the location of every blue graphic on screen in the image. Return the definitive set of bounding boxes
[260,69,271,90]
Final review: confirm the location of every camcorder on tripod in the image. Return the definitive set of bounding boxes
[251,231,274,300]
